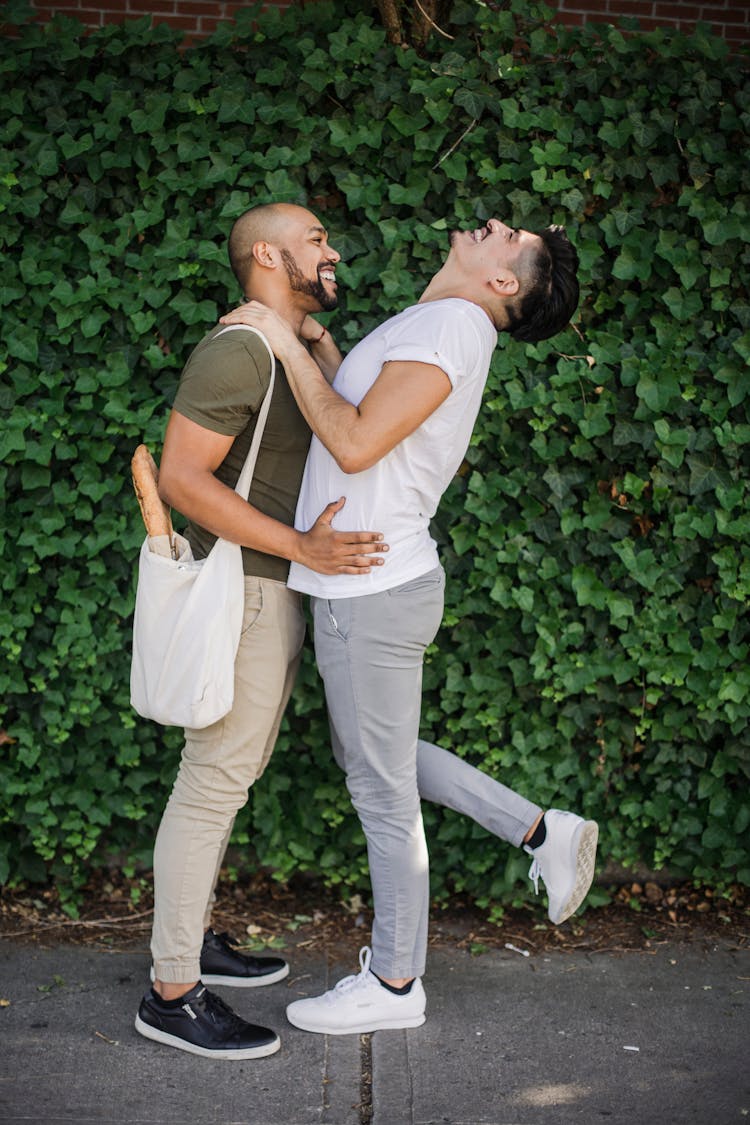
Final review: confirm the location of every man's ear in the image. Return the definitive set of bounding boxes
[489,272,520,298]
[251,240,278,268]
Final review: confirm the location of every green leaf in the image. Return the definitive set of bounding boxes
[0,1,747,911]
[635,369,680,412]
[387,106,430,137]
[6,324,39,363]
[454,87,485,118]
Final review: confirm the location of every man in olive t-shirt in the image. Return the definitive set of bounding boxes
[134,203,388,1062]
[173,323,311,582]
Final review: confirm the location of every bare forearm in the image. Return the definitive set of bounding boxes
[309,329,343,384]
[217,303,453,474]
[159,467,302,562]
[276,336,364,471]
[158,460,388,575]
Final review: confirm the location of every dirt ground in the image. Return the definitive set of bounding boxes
[1,869,747,959]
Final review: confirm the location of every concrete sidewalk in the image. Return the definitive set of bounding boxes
[0,936,747,1125]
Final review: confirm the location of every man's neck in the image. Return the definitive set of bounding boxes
[243,288,307,338]
[418,274,498,330]
[417,262,455,305]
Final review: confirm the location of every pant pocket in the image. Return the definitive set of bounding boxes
[240,583,263,637]
[324,598,352,642]
[386,567,445,600]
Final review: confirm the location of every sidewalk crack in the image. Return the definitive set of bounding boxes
[359,1032,373,1124]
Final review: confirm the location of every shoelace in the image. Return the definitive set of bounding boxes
[329,947,374,1000]
[528,857,542,896]
[209,929,260,966]
[211,930,238,950]
[194,987,248,1033]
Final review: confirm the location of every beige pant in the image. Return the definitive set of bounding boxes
[151,576,305,983]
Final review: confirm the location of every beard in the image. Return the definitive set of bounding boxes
[281,249,338,311]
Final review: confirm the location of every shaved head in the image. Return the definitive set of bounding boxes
[226,202,340,315]
[228,203,316,293]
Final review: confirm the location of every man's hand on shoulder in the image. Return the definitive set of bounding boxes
[295,497,389,575]
[220,301,299,362]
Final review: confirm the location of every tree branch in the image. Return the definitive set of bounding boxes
[414,0,454,40]
[377,0,404,45]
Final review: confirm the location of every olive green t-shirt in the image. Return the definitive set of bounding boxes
[172,325,311,582]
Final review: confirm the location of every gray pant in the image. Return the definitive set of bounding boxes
[312,568,542,980]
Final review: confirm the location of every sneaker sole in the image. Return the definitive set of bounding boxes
[201,963,290,988]
[149,963,290,988]
[134,1015,281,1059]
[286,1011,426,1036]
[551,819,599,925]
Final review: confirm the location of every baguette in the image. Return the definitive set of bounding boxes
[131,444,173,539]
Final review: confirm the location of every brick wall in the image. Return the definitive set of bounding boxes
[556,0,749,50]
[19,0,750,48]
[24,0,300,40]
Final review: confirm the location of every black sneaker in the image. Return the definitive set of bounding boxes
[134,984,280,1059]
[200,928,289,988]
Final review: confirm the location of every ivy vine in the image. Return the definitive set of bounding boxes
[1,0,748,912]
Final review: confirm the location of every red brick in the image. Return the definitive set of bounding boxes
[610,14,671,28]
[172,1,223,15]
[81,7,122,20]
[611,2,658,16]
[701,8,750,23]
[94,8,129,20]
[127,0,177,12]
[38,5,94,17]
[700,0,747,9]
[654,2,702,17]
[150,13,200,27]
[176,0,227,8]
[196,15,227,31]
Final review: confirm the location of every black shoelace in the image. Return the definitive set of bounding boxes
[196,988,248,1034]
[212,930,239,951]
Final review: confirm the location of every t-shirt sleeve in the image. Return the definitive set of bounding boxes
[172,328,271,436]
[380,306,484,388]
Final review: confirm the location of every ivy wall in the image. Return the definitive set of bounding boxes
[1,0,748,911]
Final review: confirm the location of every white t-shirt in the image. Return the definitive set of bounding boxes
[287,298,497,599]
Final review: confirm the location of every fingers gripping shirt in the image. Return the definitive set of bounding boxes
[287,299,497,599]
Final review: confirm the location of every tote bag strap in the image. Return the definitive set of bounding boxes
[215,324,276,498]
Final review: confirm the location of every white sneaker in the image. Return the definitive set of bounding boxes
[286,947,426,1035]
[525,809,599,924]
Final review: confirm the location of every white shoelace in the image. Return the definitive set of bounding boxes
[328,946,373,1001]
[528,857,542,896]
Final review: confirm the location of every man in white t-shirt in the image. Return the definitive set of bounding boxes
[220,217,598,1035]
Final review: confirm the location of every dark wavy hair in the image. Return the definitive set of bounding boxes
[505,226,580,343]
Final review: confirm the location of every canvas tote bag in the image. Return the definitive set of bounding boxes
[129,325,275,729]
